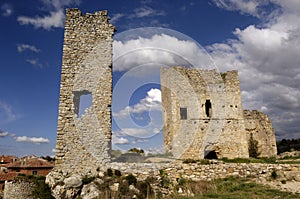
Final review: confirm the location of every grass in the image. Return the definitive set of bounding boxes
[220,157,277,164]
[176,176,300,199]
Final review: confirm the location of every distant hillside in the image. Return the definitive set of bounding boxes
[277,138,300,154]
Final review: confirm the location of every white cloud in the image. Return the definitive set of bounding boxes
[119,128,150,138]
[17,44,41,53]
[18,10,65,30]
[17,0,80,30]
[26,59,43,68]
[112,134,129,144]
[0,131,9,137]
[212,0,268,17]
[1,3,13,17]
[41,0,80,10]
[109,1,165,25]
[113,34,211,72]
[110,13,125,24]
[133,6,165,18]
[113,88,161,118]
[15,136,50,144]
[208,0,300,139]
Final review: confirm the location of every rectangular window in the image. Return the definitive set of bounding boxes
[180,107,187,120]
[32,170,38,175]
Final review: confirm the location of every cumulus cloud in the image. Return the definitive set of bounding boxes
[212,0,269,17]
[119,128,150,137]
[18,10,65,30]
[113,88,161,118]
[112,134,129,144]
[0,131,9,137]
[17,44,41,53]
[208,0,300,139]
[17,0,80,30]
[113,34,211,72]
[1,3,13,17]
[15,136,50,144]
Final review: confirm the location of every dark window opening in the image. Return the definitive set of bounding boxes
[32,170,38,175]
[204,151,218,159]
[180,107,187,120]
[205,99,212,118]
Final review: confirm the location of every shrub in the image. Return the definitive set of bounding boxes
[114,169,122,177]
[271,170,278,180]
[31,176,54,199]
[106,168,113,177]
[159,169,170,188]
[248,133,260,158]
[183,159,197,164]
[128,148,144,154]
[125,174,137,186]
[82,176,96,185]
[136,181,153,198]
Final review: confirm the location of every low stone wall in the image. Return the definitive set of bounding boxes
[110,161,299,182]
[47,161,300,198]
[4,180,36,199]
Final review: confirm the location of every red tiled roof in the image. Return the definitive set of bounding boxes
[0,172,18,181]
[7,158,53,169]
[0,155,17,164]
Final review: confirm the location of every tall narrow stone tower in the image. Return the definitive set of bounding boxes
[54,9,115,175]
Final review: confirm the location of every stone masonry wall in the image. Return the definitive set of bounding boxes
[53,8,115,176]
[110,162,299,183]
[161,67,249,160]
[244,110,277,157]
[4,180,36,199]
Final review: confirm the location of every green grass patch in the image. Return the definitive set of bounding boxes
[220,157,277,164]
[177,176,299,199]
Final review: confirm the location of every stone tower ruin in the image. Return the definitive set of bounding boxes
[54,9,115,175]
[161,66,277,159]
[53,9,277,177]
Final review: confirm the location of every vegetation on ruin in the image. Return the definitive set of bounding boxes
[248,133,260,158]
[13,174,54,199]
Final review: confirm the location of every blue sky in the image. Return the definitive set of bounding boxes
[0,0,300,157]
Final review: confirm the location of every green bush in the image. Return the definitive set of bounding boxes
[271,170,278,179]
[137,181,153,198]
[114,169,122,177]
[182,159,197,164]
[125,174,137,185]
[128,148,144,154]
[248,133,260,158]
[106,168,113,177]
[82,176,96,185]
[31,176,54,199]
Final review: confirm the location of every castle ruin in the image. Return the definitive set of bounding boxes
[52,8,277,176]
[161,67,277,160]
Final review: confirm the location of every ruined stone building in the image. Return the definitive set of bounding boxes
[54,9,114,175]
[53,9,277,176]
[161,67,277,159]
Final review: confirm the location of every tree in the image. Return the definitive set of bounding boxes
[248,133,260,158]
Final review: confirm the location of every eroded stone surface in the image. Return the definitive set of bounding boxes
[161,67,277,159]
[161,67,251,159]
[53,8,114,176]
